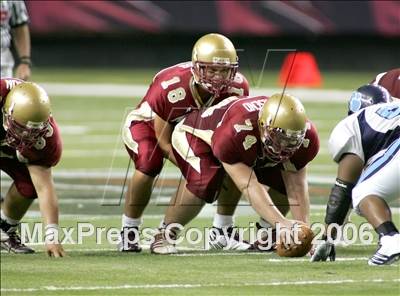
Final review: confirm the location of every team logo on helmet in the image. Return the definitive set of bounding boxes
[348,84,391,115]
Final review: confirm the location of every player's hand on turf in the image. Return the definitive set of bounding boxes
[46,243,66,258]
[310,240,335,262]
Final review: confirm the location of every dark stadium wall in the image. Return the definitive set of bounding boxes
[25,1,399,71]
[30,34,400,72]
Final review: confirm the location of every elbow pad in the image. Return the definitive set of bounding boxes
[324,178,354,225]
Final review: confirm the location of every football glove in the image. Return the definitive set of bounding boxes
[310,240,336,262]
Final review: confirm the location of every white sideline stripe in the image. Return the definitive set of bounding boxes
[62,150,127,158]
[41,82,351,102]
[9,193,400,213]
[4,149,330,158]
[1,170,337,185]
[23,213,165,219]
[0,181,125,193]
[1,279,398,292]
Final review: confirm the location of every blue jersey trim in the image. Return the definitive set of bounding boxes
[358,138,400,183]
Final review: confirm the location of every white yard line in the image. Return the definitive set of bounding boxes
[22,212,165,219]
[41,82,351,102]
[2,170,336,184]
[1,279,398,292]
[62,150,127,157]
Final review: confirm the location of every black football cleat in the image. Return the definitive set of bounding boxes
[117,227,142,252]
[249,223,277,252]
[1,231,35,254]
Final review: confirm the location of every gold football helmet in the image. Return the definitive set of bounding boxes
[258,93,307,162]
[191,33,238,96]
[3,82,51,150]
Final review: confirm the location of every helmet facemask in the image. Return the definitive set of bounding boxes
[192,60,238,97]
[3,111,49,151]
[261,125,306,163]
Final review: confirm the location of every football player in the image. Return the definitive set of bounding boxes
[314,99,400,265]
[120,33,250,252]
[150,93,319,254]
[311,84,394,262]
[0,78,65,257]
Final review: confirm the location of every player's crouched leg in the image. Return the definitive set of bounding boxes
[208,177,251,251]
[353,143,400,265]
[0,184,35,254]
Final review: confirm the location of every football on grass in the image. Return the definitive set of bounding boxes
[276,223,314,257]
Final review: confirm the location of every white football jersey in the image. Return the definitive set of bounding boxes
[329,101,400,165]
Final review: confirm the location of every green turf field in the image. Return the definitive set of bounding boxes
[2,213,400,296]
[1,69,399,295]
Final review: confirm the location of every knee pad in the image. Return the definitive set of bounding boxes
[324,179,354,225]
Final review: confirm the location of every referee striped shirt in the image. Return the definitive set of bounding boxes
[1,0,29,50]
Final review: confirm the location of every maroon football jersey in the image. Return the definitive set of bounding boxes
[145,62,249,124]
[0,78,62,167]
[181,96,319,172]
[371,68,400,100]
[17,117,62,167]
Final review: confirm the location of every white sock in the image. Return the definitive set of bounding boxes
[213,214,234,229]
[159,220,166,229]
[122,214,142,229]
[0,209,19,225]
[258,218,273,229]
[1,209,20,232]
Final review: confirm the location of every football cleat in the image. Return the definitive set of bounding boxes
[117,227,142,252]
[368,233,400,266]
[310,240,336,262]
[0,231,35,254]
[249,223,277,252]
[150,228,178,255]
[207,226,251,250]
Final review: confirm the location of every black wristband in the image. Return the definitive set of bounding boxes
[19,56,32,67]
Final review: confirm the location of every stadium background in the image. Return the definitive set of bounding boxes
[1,1,400,295]
[26,1,400,70]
